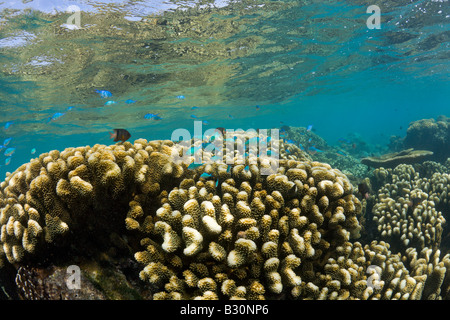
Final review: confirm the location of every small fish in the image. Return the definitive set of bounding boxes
[144,113,162,120]
[336,150,347,157]
[125,99,136,104]
[4,121,13,129]
[286,139,295,144]
[286,149,291,154]
[67,106,74,111]
[177,95,185,100]
[307,124,313,132]
[190,115,198,119]
[104,100,117,106]
[227,165,231,173]
[96,89,112,98]
[48,112,65,122]
[308,138,312,143]
[244,165,249,172]
[338,138,351,144]
[308,146,322,154]
[188,162,204,169]
[31,148,36,154]
[255,105,260,110]
[228,114,234,119]
[358,182,370,200]
[3,137,12,146]
[200,172,213,179]
[0,145,4,151]
[202,120,209,125]
[5,157,11,166]
[4,147,15,157]
[109,129,131,142]
[191,106,199,110]
[299,143,305,151]
[215,179,219,187]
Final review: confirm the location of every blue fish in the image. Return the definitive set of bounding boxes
[5,157,11,166]
[0,145,4,151]
[4,147,15,157]
[190,115,198,119]
[202,120,209,125]
[96,89,112,98]
[338,138,351,144]
[286,139,295,144]
[244,165,249,172]
[3,137,12,146]
[191,106,199,110]
[307,124,313,132]
[228,115,234,119]
[144,113,162,120]
[67,106,74,111]
[227,165,231,173]
[256,105,260,110]
[286,149,291,154]
[48,112,65,122]
[336,150,347,156]
[125,99,136,104]
[200,172,213,179]
[31,148,36,154]
[188,162,204,169]
[308,146,323,153]
[104,100,117,106]
[4,121,13,129]
[177,95,185,100]
[299,143,305,151]
[215,179,219,187]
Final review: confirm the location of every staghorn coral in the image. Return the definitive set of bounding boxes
[133,158,362,299]
[371,164,447,252]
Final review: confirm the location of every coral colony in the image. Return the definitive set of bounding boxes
[1,126,450,300]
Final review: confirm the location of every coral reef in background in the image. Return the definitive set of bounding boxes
[388,116,450,162]
[361,149,434,169]
[279,126,370,180]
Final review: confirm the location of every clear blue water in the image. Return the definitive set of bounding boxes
[0,0,448,179]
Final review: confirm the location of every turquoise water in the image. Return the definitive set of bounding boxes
[0,0,448,179]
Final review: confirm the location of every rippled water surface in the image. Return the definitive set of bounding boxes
[0,0,449,177]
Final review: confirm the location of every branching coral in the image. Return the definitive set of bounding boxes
[133,158,362,299]
[0,139,186,267]
[371,164,446,252]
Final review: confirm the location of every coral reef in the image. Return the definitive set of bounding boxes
[1,130,450,300]
[361,149,434,168]
[0,139,186,267]
[404,116,450,162]
[132,159,362,299]
[371,164,448,252]
[279,126,369,179]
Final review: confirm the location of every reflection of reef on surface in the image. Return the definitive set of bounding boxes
[1,129,450,300]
